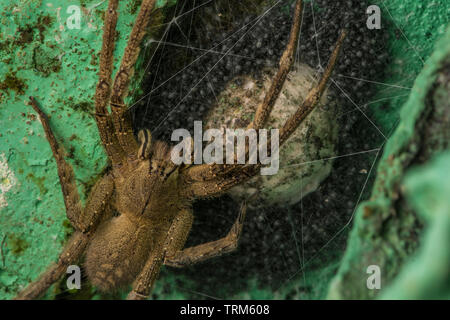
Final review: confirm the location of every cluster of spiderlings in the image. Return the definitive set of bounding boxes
[133,0,390,298]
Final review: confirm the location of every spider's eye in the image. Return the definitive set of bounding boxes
[138,129,152,160]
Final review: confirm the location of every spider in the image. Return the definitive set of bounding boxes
[15,0,345,300]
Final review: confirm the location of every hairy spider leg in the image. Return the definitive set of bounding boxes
[184,29,347,198]
[94,0,126,166]
[164,201,247,268]
[126,207,193,299]
[182,0,304,183]
[15,99,116,300]
[127,201,247,300]
[110,0,158,159]
[28,97,82,227]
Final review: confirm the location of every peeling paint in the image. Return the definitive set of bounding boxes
[0,153,18,209]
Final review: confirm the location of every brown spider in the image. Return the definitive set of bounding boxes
[15,0,345,300]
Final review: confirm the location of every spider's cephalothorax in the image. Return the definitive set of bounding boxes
[15,0,345,300]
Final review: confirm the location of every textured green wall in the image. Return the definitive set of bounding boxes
[328,24,450,300]
[381,151,450,300]
[371,0,449,133]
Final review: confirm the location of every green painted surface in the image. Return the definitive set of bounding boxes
[328,24,450,300]
[380,152,450,300]
[371,0,449,133]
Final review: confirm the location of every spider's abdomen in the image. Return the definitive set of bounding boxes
[85,214,155,292]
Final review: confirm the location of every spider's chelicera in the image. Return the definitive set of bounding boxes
[16,0,346,300]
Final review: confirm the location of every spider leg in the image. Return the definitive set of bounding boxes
[182,0,303,183]
[18,99,116,299]
[279,30,347,145]
[15,177,115,299]
[14,232,89,300]
[110,0,158,159]
[28,97,82,228]
[78,173,115,233]
[127,203,247,299]
[250,0,303,130]
[184,29,346,199]
[127,207,194,300]
[164,201,247,268]
[220,30,346,192]
[95,0,126,166]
